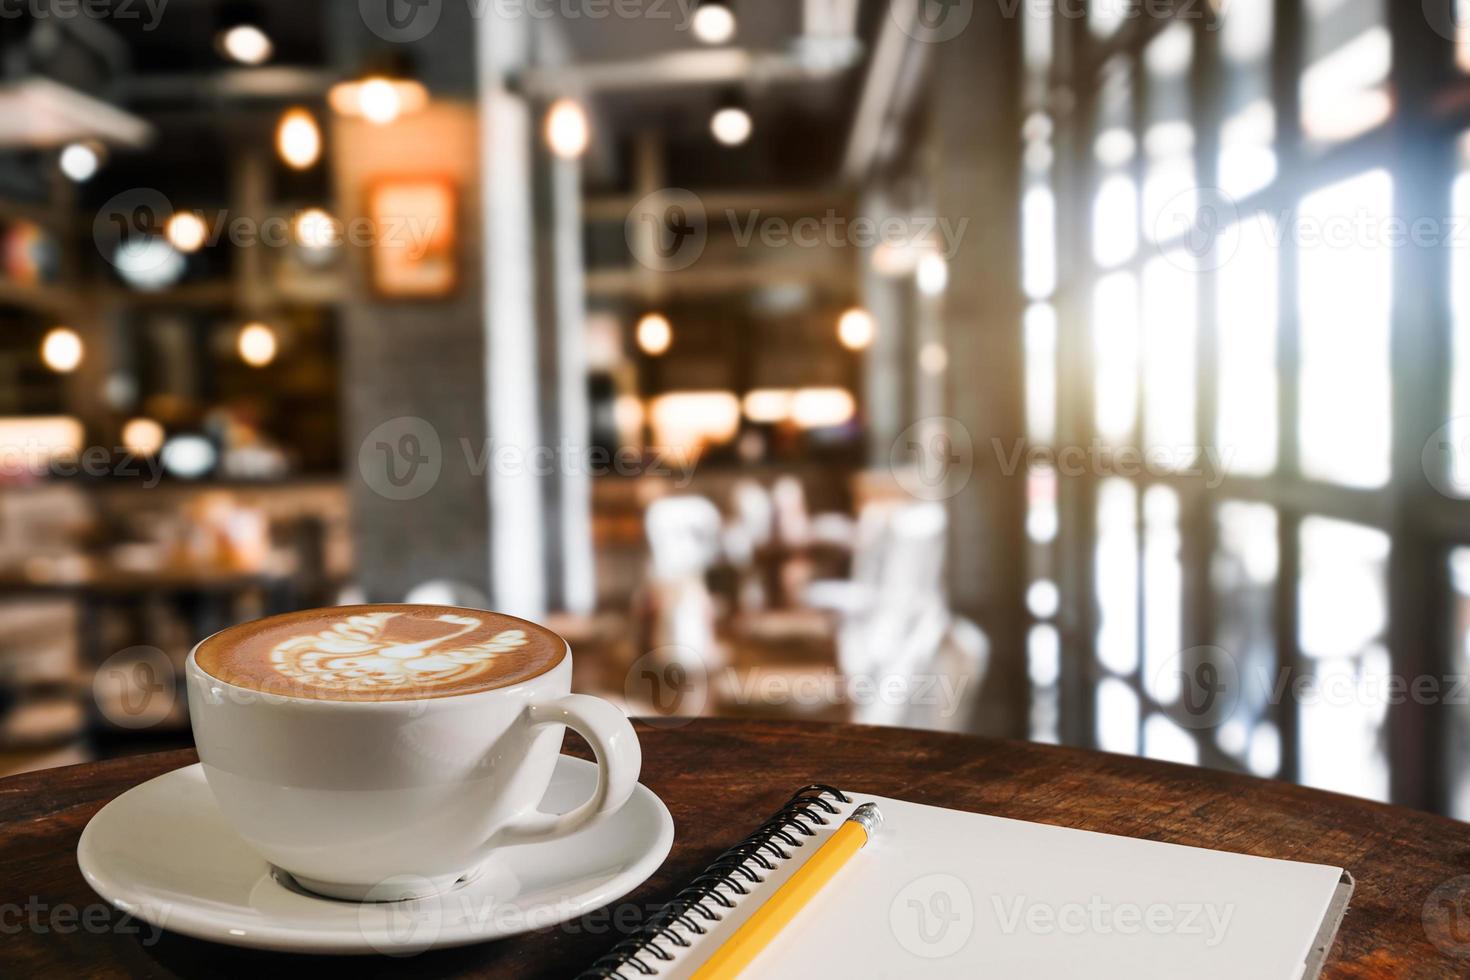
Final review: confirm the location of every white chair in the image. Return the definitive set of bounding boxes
[645,496,723,581]
[826,501,989,732]
[730,480,774,552]
[770,476,811,549]
[642,496,723,666]
[405,579,490,609]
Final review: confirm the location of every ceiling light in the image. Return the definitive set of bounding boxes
[836,307,876,351]
[41,327,83,373]
[692,2,736,44]
[791,387,856,429]
[237,322,278,367]
[121,418,165,457]
[293,208,340,250]
[330,76,428,126]
[916,253,949,296]
[871,240,920,277]
[219,25,272,65]
[161,434,217,480]
[614,394,645,440]
[742,389,793,424]
[360,77,402,125]
[0,417,83,473]
[112,238,185,292]
[165,212,208,253]
[276,108,321,169]
[58,142,100,182]
[636,313,673,356]
[545,98,590,160]
[648,391,741,449]
[710,105,752,146]
[919,341,949,375]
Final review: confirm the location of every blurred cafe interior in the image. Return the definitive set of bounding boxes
[4,0,1470,820]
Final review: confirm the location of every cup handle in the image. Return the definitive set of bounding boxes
[494,694,642,847]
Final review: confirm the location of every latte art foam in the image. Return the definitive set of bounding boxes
[194,605,566,701]
[271,611,530,691]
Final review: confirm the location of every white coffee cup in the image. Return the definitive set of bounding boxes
[185,627,641,902]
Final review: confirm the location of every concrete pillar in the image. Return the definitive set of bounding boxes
[478,13,547,619]
[929,8,1027,737]
[861,189,906,467]
[535,148,597,615]
[334,103,490,602]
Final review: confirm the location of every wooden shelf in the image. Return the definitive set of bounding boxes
[0,280,78,317]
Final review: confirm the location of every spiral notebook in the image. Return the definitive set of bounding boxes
[581,785,1353,979]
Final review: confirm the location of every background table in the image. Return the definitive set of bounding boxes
[2,718,1466,977]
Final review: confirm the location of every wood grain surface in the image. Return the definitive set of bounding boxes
[1,718,1467,977]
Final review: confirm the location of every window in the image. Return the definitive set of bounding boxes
[1098,677,1141,754]
[1093,61,1137,269]
[1217,217,1279,476]
[1448,138,1470,496]
[1025,304,1058,445]
[1093,272,1139,443]
[1300,0,1390,147]
[1031,0,1465,814]
[1142,24,1195,247]
[1097,478,1140,676]
[1142,485,1183,704]
[1298,517,1391,801]
[1220,0,1276,198]
[1029,624,1061,743]
[1213,502,1280,774]
[1449,549,1470,818]
[1296,170,1393,488]
[1023,183,1057,301]
[1142,253,1197,463]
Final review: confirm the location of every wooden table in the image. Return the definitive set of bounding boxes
[2,718,1467,977]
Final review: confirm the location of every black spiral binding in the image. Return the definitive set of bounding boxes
[578,784,852,980]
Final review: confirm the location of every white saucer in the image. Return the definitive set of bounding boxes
[77,756,674,955]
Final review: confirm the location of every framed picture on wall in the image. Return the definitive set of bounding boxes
[366,177,458,299]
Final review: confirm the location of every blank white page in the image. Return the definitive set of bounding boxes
[671,793,1344,980]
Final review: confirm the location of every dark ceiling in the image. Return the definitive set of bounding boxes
[94,0,882,193]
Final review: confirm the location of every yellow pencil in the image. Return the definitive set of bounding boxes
[690,802,883,980]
